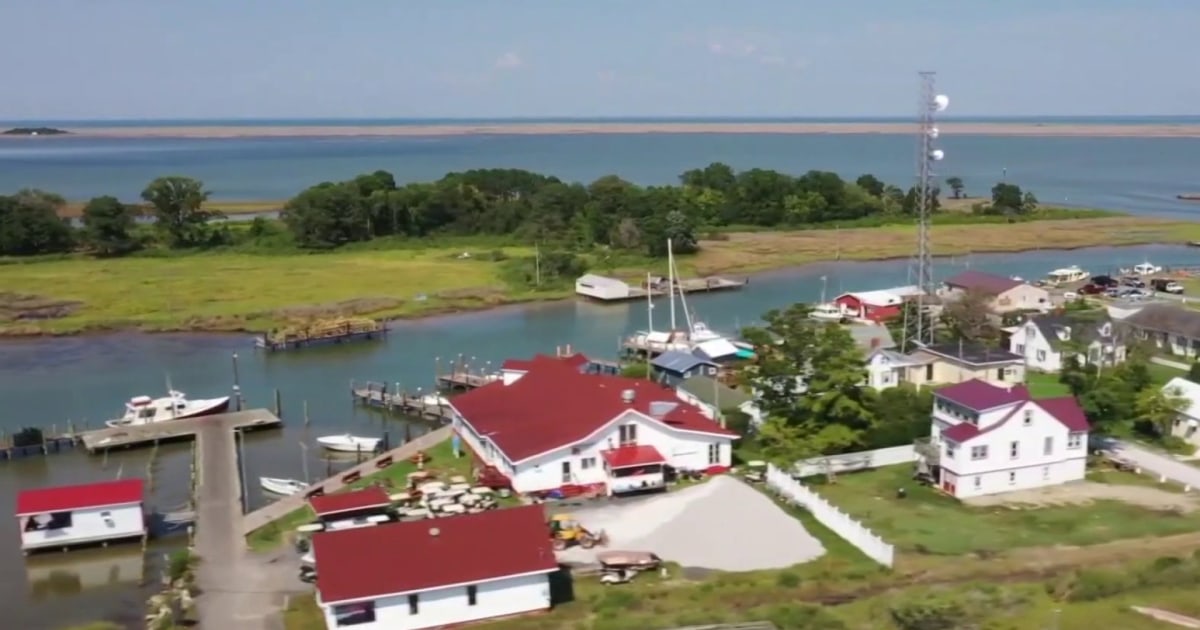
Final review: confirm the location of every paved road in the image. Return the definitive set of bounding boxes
[1107,439,1200,489]
[194,422,302,630]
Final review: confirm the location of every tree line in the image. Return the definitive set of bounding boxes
[0,166,1035,258]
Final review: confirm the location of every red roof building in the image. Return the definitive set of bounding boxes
[16,479,147,552]
[309,486,391,520]
[451,354,738,496]
[927,379,1090,500]
[312,505,558,628]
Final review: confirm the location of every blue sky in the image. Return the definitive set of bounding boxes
[1,0,1196,119]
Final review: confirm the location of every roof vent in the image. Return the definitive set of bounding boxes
[429,527,440,537]
[621,389,636,403]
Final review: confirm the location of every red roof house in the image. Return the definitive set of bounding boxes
[309,486,391,520]
[16,479,147,552]
[312,505,558,625]
[928,379,1090,500]
[450,355,738,495]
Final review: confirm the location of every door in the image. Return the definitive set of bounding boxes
[561,461,571,484]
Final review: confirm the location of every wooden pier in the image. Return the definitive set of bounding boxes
[577,274,749,303]
[351,381,456,422]
[79,409,283,452]
[255,318,387,352]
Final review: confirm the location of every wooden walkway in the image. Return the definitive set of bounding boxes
[79,409,282,452]
[240,425,453,536]
[436,371,498,390]
[351,385,455,422]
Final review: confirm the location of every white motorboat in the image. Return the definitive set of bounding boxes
[1044,266,1088,285]
[809,276,843,322]
[260,477,308,496]
[316,434,382,453]
[1130,261,1163,276]
[105,390,230,429]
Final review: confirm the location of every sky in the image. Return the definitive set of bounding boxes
[1,0,1197,120]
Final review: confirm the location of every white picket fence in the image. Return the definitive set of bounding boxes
[766,464,896,567]
[790,444,916,478]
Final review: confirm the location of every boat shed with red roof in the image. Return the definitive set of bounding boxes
[15,478,146,552]
[926,379,1089,500]
[308,486,392,530]
[450,353,738,496]
[312,504,558,629]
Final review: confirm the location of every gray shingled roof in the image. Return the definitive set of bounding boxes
[1028,312,1115,349]
[1124,303,1200,339]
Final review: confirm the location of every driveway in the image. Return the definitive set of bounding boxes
[1106,439,1200,489]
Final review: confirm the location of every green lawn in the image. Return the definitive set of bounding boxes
[246,505,315,552]
[1147,361,1187,385]
[811,464,1200,555]
[1025,371,1070,397]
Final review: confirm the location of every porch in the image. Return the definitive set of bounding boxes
[601,445,667,495]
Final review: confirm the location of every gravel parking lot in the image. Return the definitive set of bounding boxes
[555,475,825,571]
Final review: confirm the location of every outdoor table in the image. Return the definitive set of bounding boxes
[469,486,494,495]
[447,482,472,493]
[419,481,447,494]
[448,475,468,484]
[441,503,467,514]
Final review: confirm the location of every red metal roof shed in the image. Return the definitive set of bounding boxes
[16,478,145,516]
[308,486,391,518]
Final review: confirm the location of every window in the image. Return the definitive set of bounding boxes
[618,424,638,446]
[1016,344,1025,354]
[408,594,419,615]
[334,602,377,626]
[1008,471,1016,485]
[1010,441,1020,459]
[973,476,981,489]
[1067,432,1083,449]
[580,457,597,470]
[467,584,478,606]
[925,364,934,381]
[1036,350,1047,362]
[1043,436,1053,456]
[1023,410,1033,426]
[997,367,1006,381]
[708,443,721,465]
[970,445,988,460]
[1042,466,1050,480]
[945,444,957,460]
[561,461,571,483]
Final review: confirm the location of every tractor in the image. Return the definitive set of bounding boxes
[547,513,607,551]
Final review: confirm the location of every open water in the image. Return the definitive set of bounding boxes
[1,126,1199,626]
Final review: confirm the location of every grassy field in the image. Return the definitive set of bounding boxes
[810,464,1200,555]
[1025,371,1071,397]
[57,199,283,218]
[4,215,1200,336]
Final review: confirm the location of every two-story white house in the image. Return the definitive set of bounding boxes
[313,505,559,630]
[1009,313,1125,373]
[450,354,738,496]
[923,379,1090,499]
[16,478,146,553]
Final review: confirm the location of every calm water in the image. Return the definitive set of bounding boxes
[1,134,1199,218]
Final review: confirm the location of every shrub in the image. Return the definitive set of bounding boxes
[889,595,969,630]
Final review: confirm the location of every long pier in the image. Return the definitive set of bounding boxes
[350,382,455,421]
[79,409,282,452]
[240,426,452,535]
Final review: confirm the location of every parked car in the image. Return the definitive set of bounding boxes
[1126,288,1152,299]
[1121,276,1146,288]
[1080,284,1106,295]
[1104,287,1123,298]
[1091,275,1119,288]
[1151,278,1185,294]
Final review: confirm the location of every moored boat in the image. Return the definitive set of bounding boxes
[1044,265,1089,285]
[316,434,382,453]
[260,477,308,496]
[105,390,230,429]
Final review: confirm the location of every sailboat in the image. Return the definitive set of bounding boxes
[665,240,755,361]
[810,276,844,323]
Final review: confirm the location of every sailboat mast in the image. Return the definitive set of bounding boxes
[646,272,654,332]
[667,238,677,330]
[675,251,695,333]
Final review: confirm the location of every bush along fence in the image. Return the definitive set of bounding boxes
[790,445,916,479]
[766,464,895,568]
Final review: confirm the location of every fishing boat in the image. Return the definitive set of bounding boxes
[809,276,843,323]
[1126,261,1163,276]
[1044,266,1089,286]
[260,477,308,496]
[316,434,382,453]
[105,390,230,429]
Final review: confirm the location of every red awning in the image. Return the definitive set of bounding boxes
[601,445,666,468]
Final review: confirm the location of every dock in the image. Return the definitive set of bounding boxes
[240,425,452,535]
[575,274,748,303]
[79,409,282,452]
[255,318,387,352]
[351,381,456,422]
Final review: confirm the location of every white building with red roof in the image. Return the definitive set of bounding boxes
[308,486,392,530]
[924,379,1090,499]
[15,478,146,552]
[312,504,558,630]
[451,353,739,496]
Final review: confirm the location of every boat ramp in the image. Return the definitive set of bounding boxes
[576,273,747,302]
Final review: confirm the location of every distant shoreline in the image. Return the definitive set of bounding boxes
[5,121,1200,139]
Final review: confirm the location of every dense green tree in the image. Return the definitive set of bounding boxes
[141,176,219,247]
[0,189,73,255]
[1136,385,1188,438]
[80,195,139,256]
[1188,361,1200,384]
[280,181,371,248]
[939,288,998,343]
[945,176,965,199]
[855,173,886,197]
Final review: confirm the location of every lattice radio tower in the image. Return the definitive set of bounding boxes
[913,71,948,346]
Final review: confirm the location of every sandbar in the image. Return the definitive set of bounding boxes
[7,121,1200,140]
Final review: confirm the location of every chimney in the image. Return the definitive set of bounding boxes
[621,389,636,404]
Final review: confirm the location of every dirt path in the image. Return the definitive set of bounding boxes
[963,481,1199,512]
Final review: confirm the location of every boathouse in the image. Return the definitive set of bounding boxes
[449,353,738,496]
[16,478,146,553]
[312,505,558,630]
[309,486,392,530]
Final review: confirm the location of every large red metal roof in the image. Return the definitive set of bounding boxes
[308,486,391,517]
[16,478,144,516]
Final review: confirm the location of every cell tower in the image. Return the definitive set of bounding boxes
[914,71,949,346]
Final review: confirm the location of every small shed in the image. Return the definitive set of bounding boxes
[16,478,146,552]
[575,274,632,301]
[308,486,392,530]
[651,350,718,386]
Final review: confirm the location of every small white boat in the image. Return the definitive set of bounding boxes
[106,390,230,429]
[809,303,843,322]
[316,434,382,453]
[1044,266,1089,285]
[1131,261,1162,276]
[260,477,308,496]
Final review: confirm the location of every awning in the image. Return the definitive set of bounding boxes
[600,445,667,468]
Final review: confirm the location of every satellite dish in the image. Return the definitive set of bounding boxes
[930,149,945,161]
[933,94,950,112]
[928,127,940,139]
